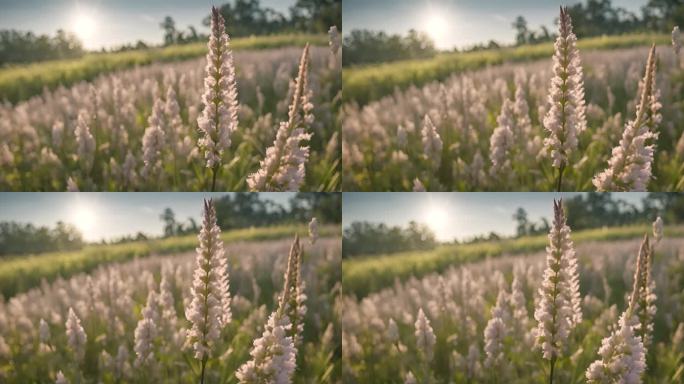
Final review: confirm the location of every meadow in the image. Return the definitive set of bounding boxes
[0,224,339,299]
[0,209,341,383]
[343,224,684,298]
[342,26,684,191]
[342,215,684,383]
[0,9,341,192]
[342,33,670,106]
[0,34,328,104]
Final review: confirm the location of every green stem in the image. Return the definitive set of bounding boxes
[549,356,556,384]
[556,164,565,192]
[210,166,219,192]
[200,357,207,384]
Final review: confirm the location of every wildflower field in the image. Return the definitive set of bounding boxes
[0,8,341,192]
[0,223,339,299]
[342,206,684,383]
[342,9,684,192]
[0,33,328,105]
[0,201,342,383]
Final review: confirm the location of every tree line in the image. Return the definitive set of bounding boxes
[342,221,437,258]
[1,0,340,65]
[158,192,341,238]
[160,0,341,46]
[513,192,684,237]
[0,29,83,66]
[341,29,436,67]
[344,0,684,67]
[343,193,684,258]
[0,193,340,255]
[0,221,83,257]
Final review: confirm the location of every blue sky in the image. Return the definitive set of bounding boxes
[0,193,295,241]
[343,193,648,241]
[343,0,648,49]
[0,0,296,49]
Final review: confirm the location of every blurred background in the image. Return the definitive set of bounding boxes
[0,192,340,256]
[342,192,683,258]
[0,0,340,62]
[343,0,673,67]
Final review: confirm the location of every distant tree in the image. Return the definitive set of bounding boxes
[342,221,437,258]
[487,40,501,49]
[160,208,177,237]
[642,0,684,32]
[513,207,529,237]
[0,221,83,256]
[290,193,341,223]
[160,16,177,45]
[343,29,436,66]
[205,0,289,37]
[512,16,530,45]
[0,29,83,65]
[290,0,341,33]
[187,26,198,41]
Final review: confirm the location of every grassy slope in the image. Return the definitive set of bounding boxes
[343,33,670,106]
[0,224,339,299]
[343,224,684,298]
[0,33,327,104]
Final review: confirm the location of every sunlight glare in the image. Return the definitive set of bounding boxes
[71,201,97,236]
[72,10,97,42]
[424,11,449,47]
[424,203,450,240]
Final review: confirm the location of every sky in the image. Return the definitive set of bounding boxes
[343,193,648,242]
[0,192,296,242]
[0,0,296,49]
[343,0,648,50]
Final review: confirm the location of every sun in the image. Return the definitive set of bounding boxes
[424,11,448,47]
[72,10,97,42]
[71,202,97,235]
[424,203,450,239]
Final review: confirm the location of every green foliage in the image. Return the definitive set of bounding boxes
[0,33,327,104]
[0,221,83,256]
[156,193,341,238]
[342,221,437,258]
[0,29,83,65]
[342,225,684,298]
[342,33,671,106]
[0,224,339,299]
[342,29,437,67]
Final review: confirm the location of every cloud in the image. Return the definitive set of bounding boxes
[492,13,509,22]
[139,14,156,23]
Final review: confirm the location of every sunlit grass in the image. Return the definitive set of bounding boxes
[0,224,339,298]
[343,33,670,105]
[343,224,684,298]
[0,33,327,104]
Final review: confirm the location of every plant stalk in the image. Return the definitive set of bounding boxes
[200,356,207,384]
[556,164,565,192]
[210,165,219,192]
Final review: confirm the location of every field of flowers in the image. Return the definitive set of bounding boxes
[0,33,328,104]
[0,202,341,383]
[342,10,684,192]
[0,8,341,192]
[342,209,684,383]
[0,223,340,299]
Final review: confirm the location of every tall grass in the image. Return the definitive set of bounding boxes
[342,225,684,298]
[343,33,670,106]
[0,224,339,299]
[0,34,327,104]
